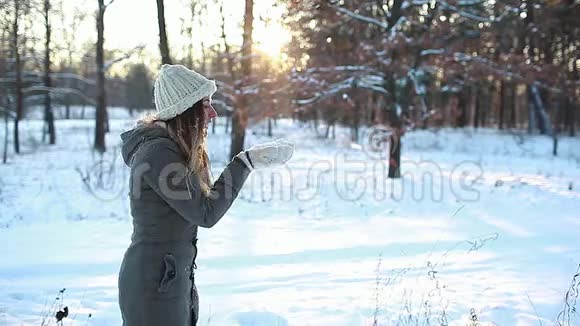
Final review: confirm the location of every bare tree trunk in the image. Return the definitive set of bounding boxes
[0,28,8,162]
[104,105,109,132]
[482,82,493,127]
[186,41,193,68]
[12,0,23,154]
[352,98,359,142]
[527,88,536,134]
[44,0,56,145]
[569,101,576,137]
[219,3,234,80]
[324,120,332,139]
[156,0,172,65]
[312,109,319,135]
[200,41,206,73]
[529,85,552,135]
[498,80,505,130]
[562,89,574,137]
[509,83,517,129]
[199,3,207,73]
[328,123,334,139]
[3,106,8,164]
[225,113,230,133]
[566,27,577,137]
[218,1,235,140]
[553,96,561,156]
[457,89,468,127]
[386,76,402,179]
[95,0,107,152]
[186,1,195,68]
[230,101,246,158]
[229,0,253,159]
[388,129,401,179]
[473,84,480,128]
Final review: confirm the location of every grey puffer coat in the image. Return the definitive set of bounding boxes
[118,124,250,326]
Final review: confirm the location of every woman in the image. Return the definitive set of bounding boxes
[118,64,294,326]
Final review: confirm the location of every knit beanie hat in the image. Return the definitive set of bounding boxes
[153,64,217,121]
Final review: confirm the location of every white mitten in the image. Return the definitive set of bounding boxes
[236,139,294,170]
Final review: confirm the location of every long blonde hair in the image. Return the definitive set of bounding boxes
[141,100,212,195]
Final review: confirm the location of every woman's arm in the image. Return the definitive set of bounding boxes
[135,138,251,228]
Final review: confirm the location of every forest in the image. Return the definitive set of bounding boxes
[1,0,577,162]
[0,0,579,325]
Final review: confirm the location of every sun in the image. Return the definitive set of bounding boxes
[255,27,290,60]
[253,8,291,61]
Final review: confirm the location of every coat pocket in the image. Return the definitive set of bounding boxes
[157,253,177,293]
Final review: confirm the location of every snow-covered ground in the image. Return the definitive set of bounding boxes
[0,110,579,326]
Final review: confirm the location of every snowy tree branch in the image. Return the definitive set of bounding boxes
[420,49,445,56]
[304,65,381,74]
[295,75,389,105]
[211,99,234,112]
[438,0,517,23]
[452,52,562,93]
[330,4,389,30]
[214,80,235,92]
[388,16,407,41]
[295,78,353,105]
[269,84,292,96]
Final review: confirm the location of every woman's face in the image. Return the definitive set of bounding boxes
[201,97,217,128]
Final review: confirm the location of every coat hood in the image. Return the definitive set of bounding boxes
[120,123,172,167]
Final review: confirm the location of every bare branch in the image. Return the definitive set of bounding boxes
[22,86,97,105]
[103,44,145,71]
[0,107,16,118]
[0,72,96,85]
[49,73,96,85]
[104,0,116,9]
[233,53,261,64]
